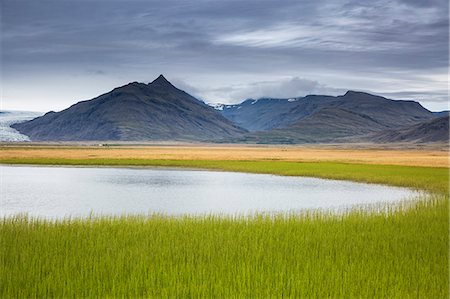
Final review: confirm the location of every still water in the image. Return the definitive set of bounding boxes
[1,165,417,218]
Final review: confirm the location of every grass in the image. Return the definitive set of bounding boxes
[1,145,448,167]
[1,156,449,297]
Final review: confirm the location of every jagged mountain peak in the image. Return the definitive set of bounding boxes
[150,74,173,87]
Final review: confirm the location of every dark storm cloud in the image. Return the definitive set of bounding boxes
[1,0,448,111]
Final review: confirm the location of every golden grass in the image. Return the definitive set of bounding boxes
[1,145,448,167]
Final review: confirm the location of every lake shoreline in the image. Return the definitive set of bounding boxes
[1,164,420,219]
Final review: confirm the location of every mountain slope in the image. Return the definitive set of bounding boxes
[217,91,442,143]
[219,91,434,132]
[432,110,449,118]
[220,96,337,131]
[12,75,246,141]
[369,116,449,143]
[231,107,389,144]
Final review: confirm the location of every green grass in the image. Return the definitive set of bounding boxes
[1,158,449,297]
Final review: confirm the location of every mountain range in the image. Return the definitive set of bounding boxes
[217,91,447,143]
[12,75,449,143]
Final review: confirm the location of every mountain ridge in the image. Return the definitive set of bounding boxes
[12,75,246,141]
[216,91,434,133]
[213,91,447,144]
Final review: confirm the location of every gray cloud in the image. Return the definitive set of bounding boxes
[377,90,449,107]
[1,0,448,112]
[176,77,345,104]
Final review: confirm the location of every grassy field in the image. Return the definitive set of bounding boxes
[0,146,449,297]
[1,144,448,167]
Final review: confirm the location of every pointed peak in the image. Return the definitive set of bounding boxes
[150,74,172,86]
[343,90,360,96]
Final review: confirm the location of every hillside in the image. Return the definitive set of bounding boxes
[369,116,449,143]
[432,111,449,118]
[219,91,435,132]
[218,91,443,143]
[12,75,246,141]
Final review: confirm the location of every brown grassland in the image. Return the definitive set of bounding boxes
[0,144,448,167]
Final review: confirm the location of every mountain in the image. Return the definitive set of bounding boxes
[12,75,246,141]
[219,97,314,131]
[432,110,449,118]
[219,91,434,132]
[215,91,443,143]
[369,116,449,143]
[228,107,390,144]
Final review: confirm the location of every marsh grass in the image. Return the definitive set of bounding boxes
[1,195,447,298]
[0,159,448,297]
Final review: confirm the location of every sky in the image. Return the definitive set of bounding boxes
[1,0,448,112]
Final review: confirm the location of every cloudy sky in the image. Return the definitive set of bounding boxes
[1,0,448,112]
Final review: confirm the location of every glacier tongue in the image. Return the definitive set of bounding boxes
[0,111,43,141]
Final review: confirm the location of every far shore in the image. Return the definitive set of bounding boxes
[1,143,448,168]
[1,140,449,150]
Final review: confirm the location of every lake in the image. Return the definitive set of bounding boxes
[0,165,418,218]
